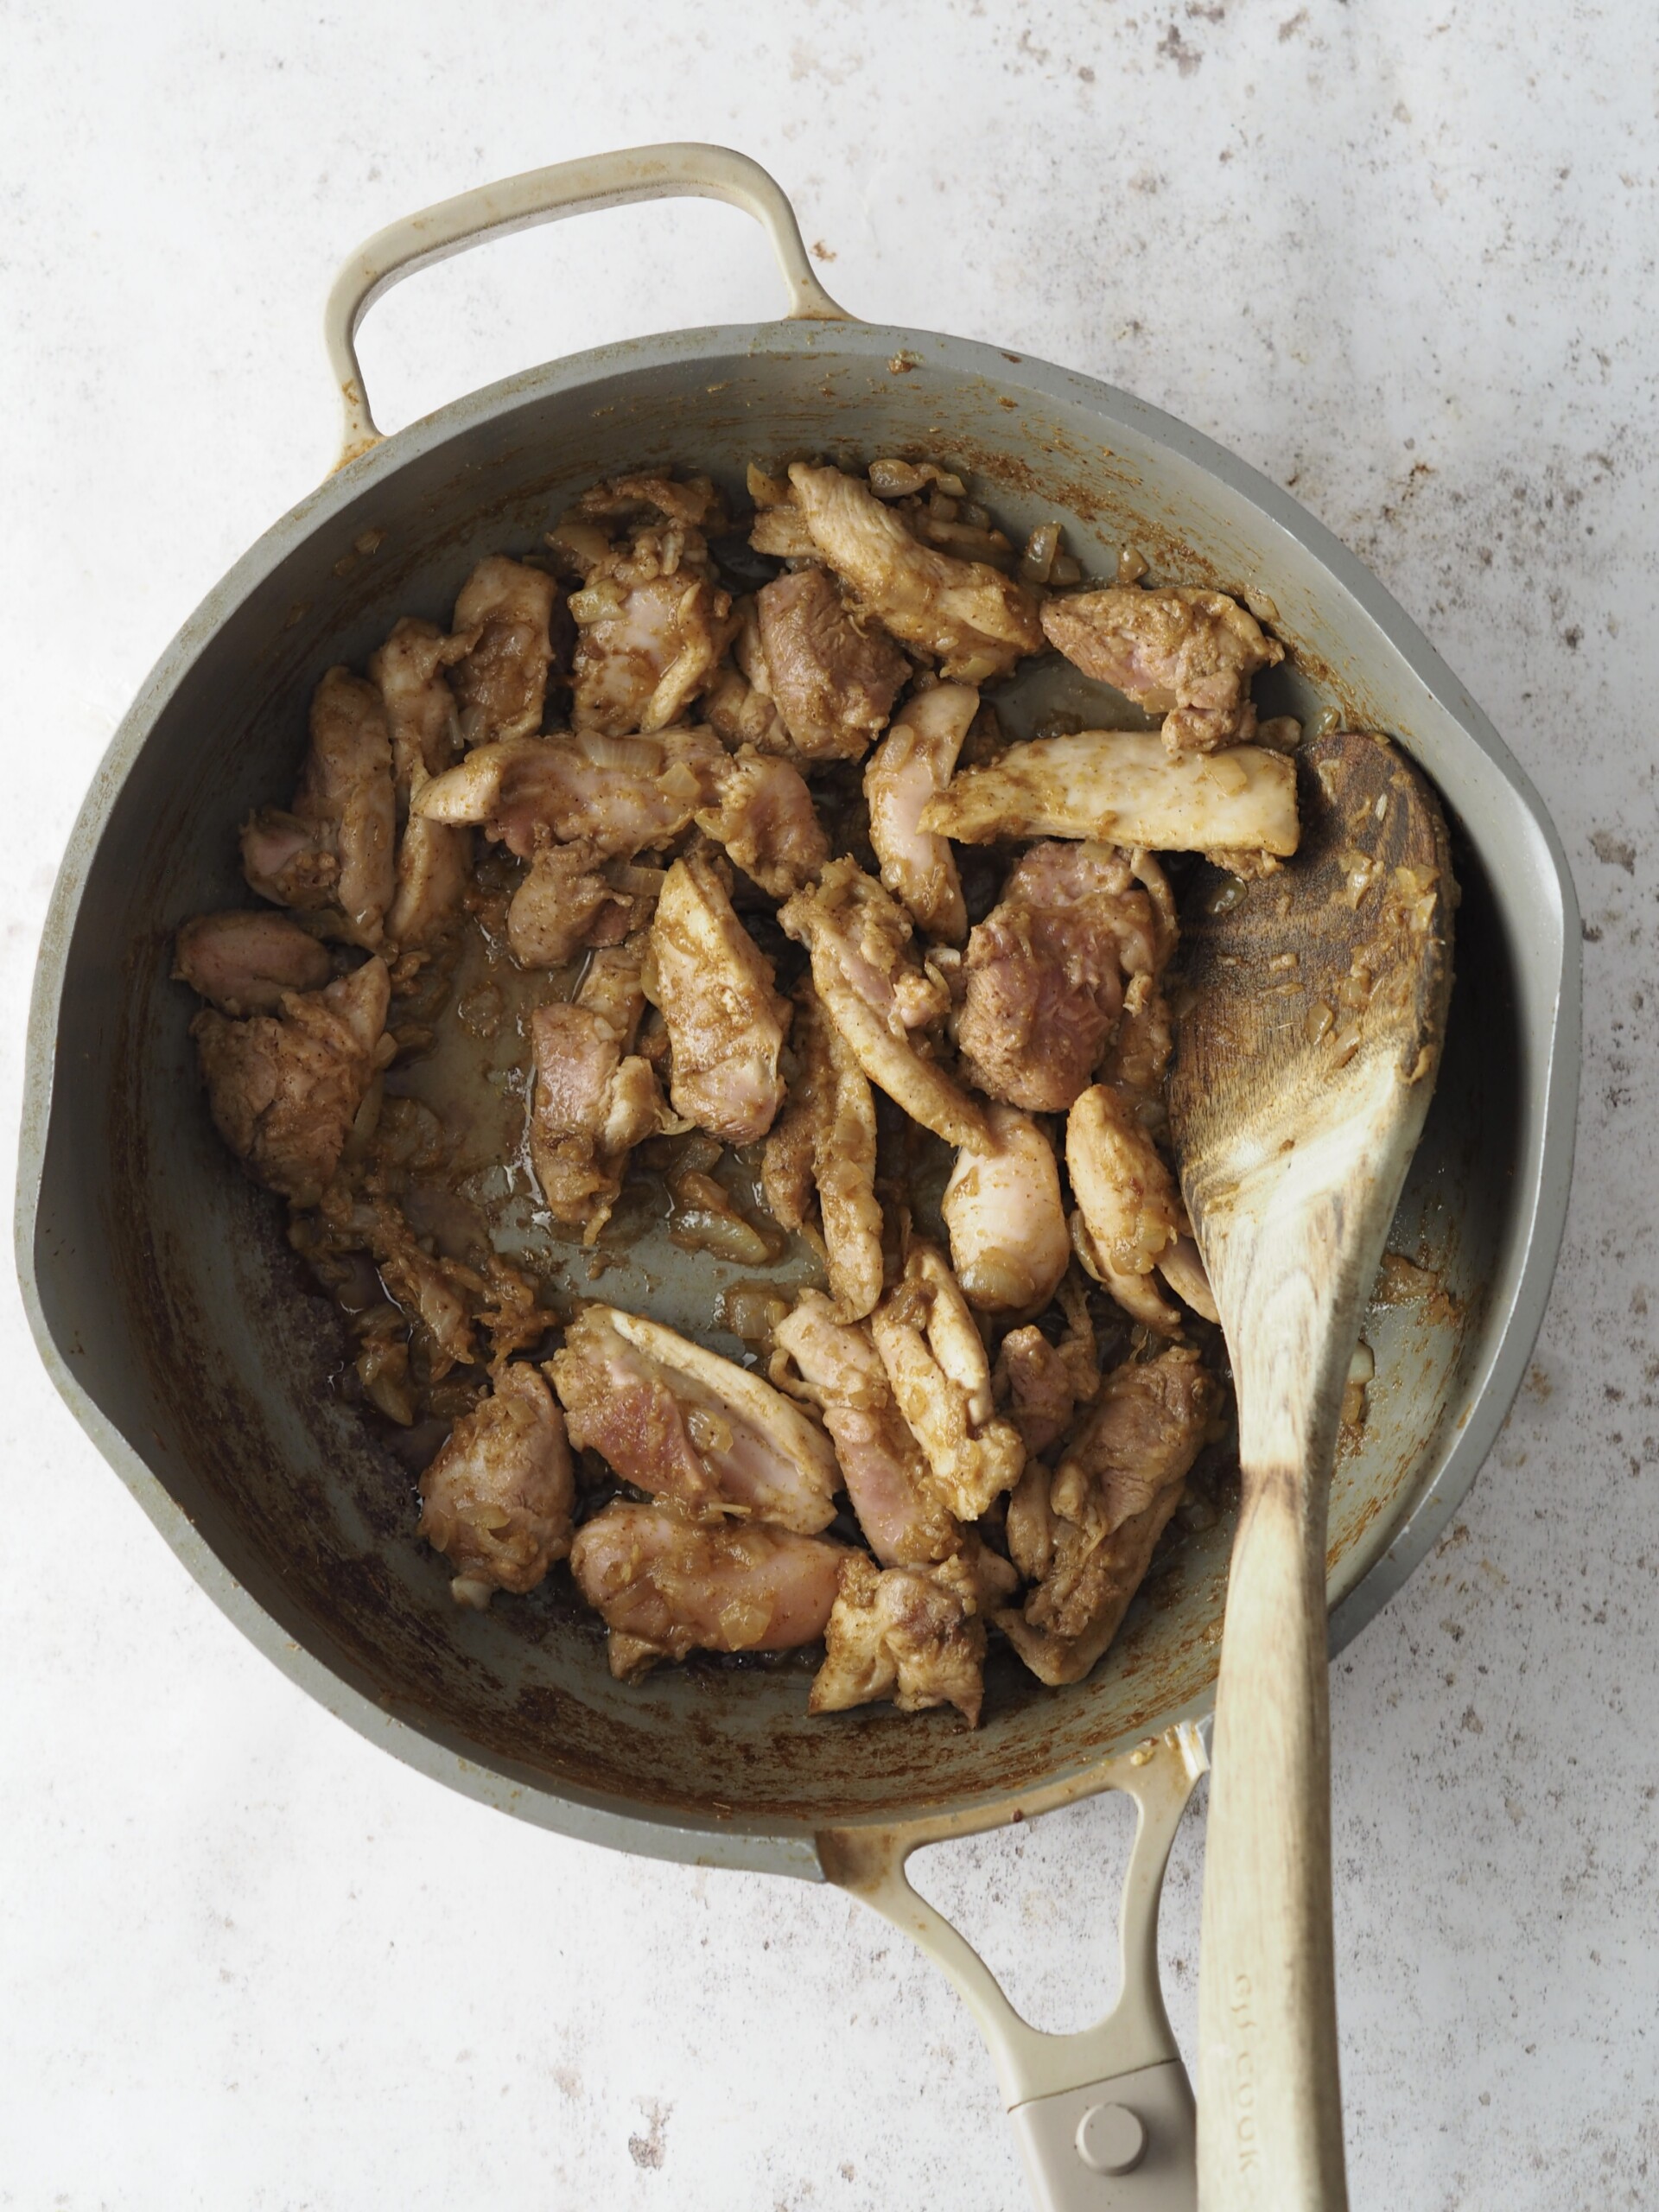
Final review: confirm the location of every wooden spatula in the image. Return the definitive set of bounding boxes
[1167,730,1455,2211]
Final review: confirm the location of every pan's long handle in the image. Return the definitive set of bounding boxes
[322,143,849,468]
[819,1725,1207,2211]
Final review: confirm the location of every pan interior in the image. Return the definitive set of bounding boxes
[29,328,1538,1840]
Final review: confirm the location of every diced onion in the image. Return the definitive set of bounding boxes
[571,732,664,773]
[1020,521,1062,585]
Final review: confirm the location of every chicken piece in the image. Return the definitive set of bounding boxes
[369,616,473,782]
[564,491,734,736]
[387,803,473,951]
[779,858,990,1154]
[787,463,1044,681]
[1041,586,1283,756]
[921,729,1300,857]
[359,1195,480,1380]
[995,1274,1101,1457]
[530,934,670,1238]
[957,842,1161,1113]
[942,1104,1070,1314]
[192,957,390,1206]
[506,840,647,968]
[241,667,397,947]
[1000,1345,1219,1684]
[569,1501,849,1681]
[754,563,911,760]
[550,1306,840,1533]
[644,852,790,1145]
[449,556,560,747]
[416,1363,575,1607]
[760,986,883,1320]
[415,728,719,861]
[1099,969,1174,1108]
[772,1291,958,1565]
[174,909,331,1017]
[871,1243,1025,1519]
[1066,1083,1192,1332]
[865,682,976,941]
[810,1552,988,1726]
[693,744,829,899]
[702,596,792,753]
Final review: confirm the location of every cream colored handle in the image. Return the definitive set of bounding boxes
[819,1724,1207,2209]
[323,142,849,467]
[1196,1456,1348,2211]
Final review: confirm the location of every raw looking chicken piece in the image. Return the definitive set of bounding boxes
[692,744,830,899]
[506,842,655,969]
[1067,1081,1217,1331]
[754,563,911,760]
[921,728,1300,858]
[413,727,721,860]
[772,1290,959,1565]
[956,842,1164,1114]
[416,1362,575,1608]
[530,932,671,1240]
[241,667,397,948]
[786,463,1045,681]
[449,556,561,748]
[779,858,990,1154]
[870,1243,1025,1520]
[760,985,883,1321]
[810,1551,989,1726]
[1000,1344,1220,1685]
[559,477,734,736]
[371,618,476,950]
[192,957,390,1207]
[1041,585,1283,756]
[644,851,790,1146]
[174,909,331,1017]
[550,1305,841,1533]
[569,1500,849,1681]
[702,596,792,754]
[941,1103,1071,1315]
[864,681,977,941]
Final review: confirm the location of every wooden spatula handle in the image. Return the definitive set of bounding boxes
[1197,1456,1348,2212]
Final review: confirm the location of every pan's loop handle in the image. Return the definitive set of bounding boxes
[323,142,850,470]
[819,1723,1207,2212]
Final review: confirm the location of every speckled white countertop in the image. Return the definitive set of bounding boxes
[5,3,1656,2206]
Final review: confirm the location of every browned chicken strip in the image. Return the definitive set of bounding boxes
[957,842,1161,1113]
[1000,1344,1219,1684]
[414,728,719,860]
[760,985,883,1321]
[871,1243,1025,1519]
[417,1363,575,1608]
[570,1501,849,1681]
[241,667,397,948]
[692,744,830,899]
[563,486,734,736]
[779,858,990,1154]
[702,595,792,754]
[174,908,331,1017]
[755,563,910,760]
[1041,585,1282,756]
[1066,1082,1191,1332]
[644,852,790,1145]
[941,1104,1070,1314]
[530,933,670,1239]
[772,1291,959,1565]
[810,1552,989,1726]
[865,681,976,941]
[921,729,1300,857]
[551,1306,840,1532]
[507,841,645,969]
[191,956,390,1206]
[370,616,474,782]
[787,463,1044,682]
[449,556,561,747]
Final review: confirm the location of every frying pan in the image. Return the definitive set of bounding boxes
[15,145,1580,2210]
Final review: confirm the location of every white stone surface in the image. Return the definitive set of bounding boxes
[4,2,1655,2205]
